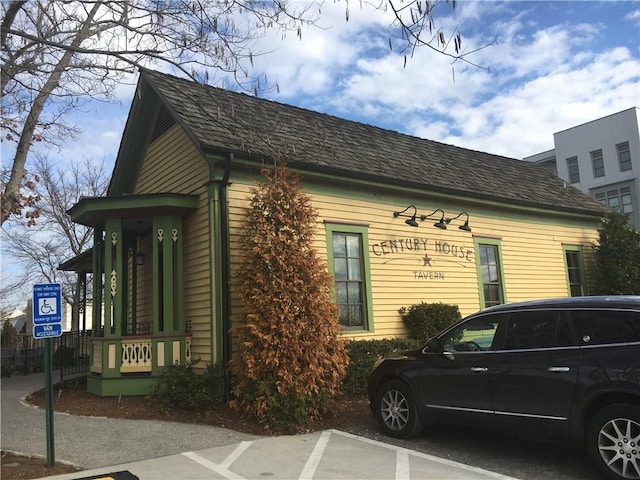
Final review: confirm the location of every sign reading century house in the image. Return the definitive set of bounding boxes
[32,283,63,338]
[371,237,474,280]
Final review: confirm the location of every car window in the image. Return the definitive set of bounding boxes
[571,309,640,345]
[502,310,573,350]
[440,315,502,352]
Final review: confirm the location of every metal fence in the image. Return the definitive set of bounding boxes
[1,330,92,381]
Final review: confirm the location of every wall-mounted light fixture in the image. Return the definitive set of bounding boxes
[135,236,145,266]
[393,205,419,227]
[420,208,447,229]
[395,206,472,232]
[445,211,472,232]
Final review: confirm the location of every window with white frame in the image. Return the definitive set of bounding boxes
[566,156,580,183]
[617,142,632,172]
[591,149,605,178]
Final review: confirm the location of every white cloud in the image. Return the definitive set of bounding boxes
[244,1,640,160]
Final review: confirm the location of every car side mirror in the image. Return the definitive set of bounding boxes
[425,337,443,353]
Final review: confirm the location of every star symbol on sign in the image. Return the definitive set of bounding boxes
[423,254,433,267]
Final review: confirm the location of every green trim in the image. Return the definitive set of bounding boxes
[91,229,104,336]
[324,223,374,334]
[108,78,160,196]
[205,180,223,365]
[87,374,156,397]
[149,216,184,334]
[226,157,605,224]
[227,162,603,229]
[104,219,125,337]
[562,245,587,296]
[473,237,507,308]
[68,194,198,228]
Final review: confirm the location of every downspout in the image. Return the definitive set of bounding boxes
[220,153,233,400]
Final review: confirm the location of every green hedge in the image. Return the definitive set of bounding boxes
[399,302,461,344]
[151,362,224,411]
[341,338,420,398]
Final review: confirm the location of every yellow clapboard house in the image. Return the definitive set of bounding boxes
[62,69,608,396]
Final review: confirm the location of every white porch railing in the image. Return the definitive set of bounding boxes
[120,338,153,373]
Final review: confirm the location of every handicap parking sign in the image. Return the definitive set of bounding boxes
[33,283,63,338]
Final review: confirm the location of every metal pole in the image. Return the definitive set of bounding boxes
[44,337,55,467]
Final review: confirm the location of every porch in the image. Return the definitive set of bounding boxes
[62,193,199,396]
[87,333,192,396]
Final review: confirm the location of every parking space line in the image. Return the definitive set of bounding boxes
[220,441,253,470]
[182,450,248,480]
[329,430,520,480]
[299,430,331,480]
[396,449,410,480]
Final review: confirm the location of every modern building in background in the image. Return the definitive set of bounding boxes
[524,107,640,229]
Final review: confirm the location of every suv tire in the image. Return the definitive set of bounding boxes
[586,403,640,480]
[374,380,423,439]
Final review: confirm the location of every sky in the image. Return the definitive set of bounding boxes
[1,0,639,311]
[43,0,640,165]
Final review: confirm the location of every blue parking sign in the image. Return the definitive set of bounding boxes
[33,283,63,338]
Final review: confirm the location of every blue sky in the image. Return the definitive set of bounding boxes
[12,0,638,166]
[22,0,637,168]
[1,0,639,310]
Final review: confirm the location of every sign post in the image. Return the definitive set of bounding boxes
[33,283,62,468]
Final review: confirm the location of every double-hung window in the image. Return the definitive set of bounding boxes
[566,156,580,183]
[475,239,505,308]
[591,149,605,178]
[563,246,585,297]
[617,142,631,172]
[325,223,373,331]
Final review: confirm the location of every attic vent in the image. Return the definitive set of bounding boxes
[150,104,176,143]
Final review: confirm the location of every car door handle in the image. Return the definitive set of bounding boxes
[548,366,570,373]
[470,367,488,372]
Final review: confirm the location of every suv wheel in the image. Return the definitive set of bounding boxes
[374,380,422,439]
[586,404,640,480]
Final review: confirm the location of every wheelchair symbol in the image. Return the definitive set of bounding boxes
[39,298,57,315]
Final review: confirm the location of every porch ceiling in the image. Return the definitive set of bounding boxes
[68,193,199,229]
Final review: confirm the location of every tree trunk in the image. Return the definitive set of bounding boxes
[1,2,102,225]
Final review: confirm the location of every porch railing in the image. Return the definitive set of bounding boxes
[90,334,192,375]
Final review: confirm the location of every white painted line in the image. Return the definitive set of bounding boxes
[329,430,520,480]
[299,430,332,480]
[396,449,410,480]
[220,441,253,470]
[182,450,248,480]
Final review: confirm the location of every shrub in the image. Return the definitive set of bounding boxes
[151,362,223,411]
[230,162,349,431]
[342,338,421,397]
[53,346,75,368]
[1,319,18,347]
[399,302,461,344]
[592,211,640,294]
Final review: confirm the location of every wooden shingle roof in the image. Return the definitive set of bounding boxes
[141,68,607,216]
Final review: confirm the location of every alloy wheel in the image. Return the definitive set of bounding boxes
[598,417,640,479]
[381,388,410,431]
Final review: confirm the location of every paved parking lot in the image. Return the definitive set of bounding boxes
[40,429,519,480]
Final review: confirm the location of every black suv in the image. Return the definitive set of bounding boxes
[368,296,640,480]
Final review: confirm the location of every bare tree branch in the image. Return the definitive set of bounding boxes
[1,153,108,312]
[1,0,492,226]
